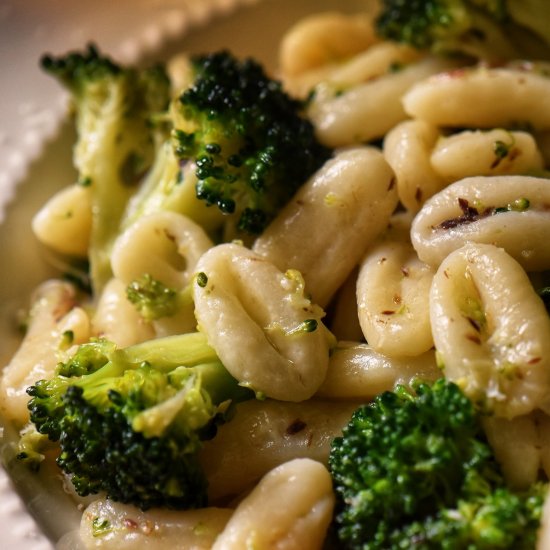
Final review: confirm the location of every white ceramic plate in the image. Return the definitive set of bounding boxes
[0,0,366,547]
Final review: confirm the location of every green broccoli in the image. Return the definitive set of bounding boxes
[42,45,171,292]
[125,273,194,321]
[20,332,253,510]
[172,50,332,235]
[329,379,547,549]
[375,0,550,61]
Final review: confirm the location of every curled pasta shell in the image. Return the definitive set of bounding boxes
[80,498,232,549]
[32,184,92,257]
[200,398,357,501]
[308,57,457,147]
[357,237,435,357]
[92,278,155,347]
[430,243,550,418]
[430,129,544,181]
[482,413,542,490]
[404,65,550,130]
[193,243,332,401]
[212,459,334,550]
[411,175,550,271]
[279,12,377,77]
[383,119,445,213]
[0,280,90,425]
[253,147,398,307]
[111,210,213,289]
[317,343,440,399]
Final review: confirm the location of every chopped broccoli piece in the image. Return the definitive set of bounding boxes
[329,379,546,549]
[41,45,171,292]
[23,332,253,510]
[375,0,550,61]
[173,50,332,234]
[126,273,193,321]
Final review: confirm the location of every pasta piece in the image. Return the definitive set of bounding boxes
[200,399,358,501]
[430,243,550,418]
[538,491,550,550]
[482,414,542,490]
[316,343,440,399]
[279,12,377,77]
[357,233,435,357]
[193,243,331,401]
[0,280,90,425]
[91,278,154,347]
[112,210,213,289]
[326,267,364,343]
[253,147,398,307]
[111,211,213,335]
[308,57,457,147]
[411,175,550,271]
[430,129,544,181]
[384,119,445,212]
[285,41,423,99]
[212,459,334,550]
[80,498,232,549]
[32,184,92,257]
[403,65,550,130]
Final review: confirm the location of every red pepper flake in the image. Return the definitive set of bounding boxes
[286,419,307,435]
[124,518,139,530]
[381,310,396,315]
[466,334,481,345]
[528,357,542,364]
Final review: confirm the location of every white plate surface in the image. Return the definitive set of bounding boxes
[0,0,366,548]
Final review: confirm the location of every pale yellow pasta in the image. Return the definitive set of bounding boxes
[193,243,331,401]
[285,41,423,98]
[278,12,377,77]
[316,343,440,400]
[430,243,550,418]
[80,498,232,549]
[212,459,334,550]
[357,237,435,358]
[32,184,92,257]
[112,210,213,289]
[200,399,358,501]
[482,414,542,490]
[253,147,398,307]
[326,267,364,343]
[403,65,550,130]
[431,129,544,181]
[538,493,550,550]
[308,56,457,147]
[91,278,154,347]
[0,280,90,425]
[383,119,445,212]
[411,175,550,271]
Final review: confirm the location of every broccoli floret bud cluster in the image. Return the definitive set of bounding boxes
[174,50,332,234]
[329,379,546,549]
[24,334,253,510]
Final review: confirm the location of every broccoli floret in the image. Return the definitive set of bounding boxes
[329,379,547,549]
[172,50,332,235]
[42,45,171,292]
[22,332,253,510]
[126,273,193,321]
[375,0,550,61]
